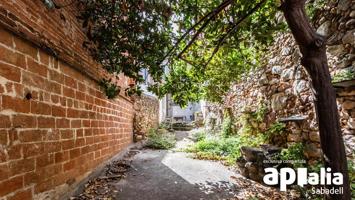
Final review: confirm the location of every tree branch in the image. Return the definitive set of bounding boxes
[280,0,322,49]
[177,0,234,59]
[203,0,266,67]
[157,0,234,66]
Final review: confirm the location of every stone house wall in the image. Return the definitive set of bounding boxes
[133,94,159,141]
[204,0,354,163]
[0,1,134,199]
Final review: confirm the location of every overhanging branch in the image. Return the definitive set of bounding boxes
[203,0,266,68]
[158,0,234,65]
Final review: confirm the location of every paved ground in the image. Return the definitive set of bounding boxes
[114,131,241,200]
[71,130,298,200]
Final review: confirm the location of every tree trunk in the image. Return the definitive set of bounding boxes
[280,0,350,199]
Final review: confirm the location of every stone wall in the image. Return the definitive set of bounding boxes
[133,94,159,141]
[0,1,134,199]
[204,0,354,163]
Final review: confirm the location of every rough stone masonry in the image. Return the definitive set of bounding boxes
[204,0,355,164]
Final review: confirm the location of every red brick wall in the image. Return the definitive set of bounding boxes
[0,0,131,86]
[0,0,135,198]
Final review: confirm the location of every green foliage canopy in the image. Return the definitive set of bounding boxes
[80,0,174,82]
[152,0,286,106]
[80,0,287,104]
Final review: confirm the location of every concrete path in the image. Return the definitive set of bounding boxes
[114,131,241,200]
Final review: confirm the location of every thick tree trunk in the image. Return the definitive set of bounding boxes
[281,0,350,200]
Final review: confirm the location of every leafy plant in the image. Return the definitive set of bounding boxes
[159,122,171,130]
[348,159,355,198]
[79,0,174,90]
[280,143,305,168]
[99,79,120,99]
[221,109,235,138]
[186,133,265,165]
[264,122,286,142]
[146,129,176,149]
[306,0,326,19]
[308,161,324,173]
[253,103,268,123]
[191,131,206,142]
[332,69,355,83]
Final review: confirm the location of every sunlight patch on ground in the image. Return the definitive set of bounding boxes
[161,151,240,194]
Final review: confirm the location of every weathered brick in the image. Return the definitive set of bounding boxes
[44,129,60,141]
[51,94,60,104]
[14,35,38,59]
[50,81,62,94]
[49,70,64,83]
[0,175,23,196]
[0,27,13,47]
[42,163,62,178]
[7,188,32,200]
[27,58,47,77]
[0,8,135,198]
[19,130,44,143]
[24,171,39,186]
[0,45,26,69]
[13,115,37,128]
[23,143,44,158]
[70,119,81,128]
[56,118,70,128]
[0,115,11,128]
[31,101,51,115]
[75,138,85,147]
[0,84,5,93]
[22,71,46,90]
[52,105,66,117]
[60,129,74,140]
[75,91,85,101]
[84,129,92,137]
[63,160,75,171]
[37,117,55,128]
[2,95,31,113]
[61,140,75,150]
[63,87,75,98]
[0,130,8,146]
[64,76,76,89]
[36,154,53,168]
[44,142,61,154]
[69,148,80,159]
[67,108,79,118]
[0,61,21,82]
[0,163,9,181]
[77,82,86,92]
[39,50,50,66]
[9,158,35,175]
[13,83,24,97]
[54,151,69,163]
[35,179,53,194]
[5,81,13,93]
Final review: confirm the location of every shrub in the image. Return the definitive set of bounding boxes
[221,115,234,138]
[146,129,176,149]
[348,159,355,198]
[159,122,171,130]
[191,131,206,142]
[221,108,235,138]
[186,133,265,165]
[264,122,286,142]
[280,142,305,168]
